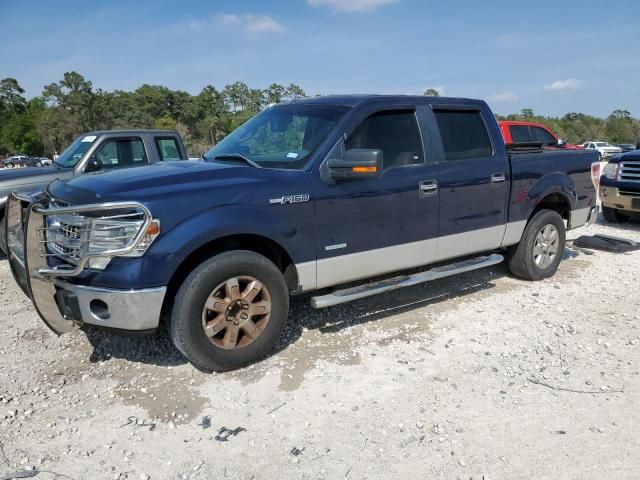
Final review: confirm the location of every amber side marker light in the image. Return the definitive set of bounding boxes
[352,166,377,173]
[146,220,160,236]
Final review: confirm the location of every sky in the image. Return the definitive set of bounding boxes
[1,0,639,117]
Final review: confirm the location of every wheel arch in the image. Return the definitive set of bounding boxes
[160,233,300,326]
[529,191,572,224]
[525,173,576,225]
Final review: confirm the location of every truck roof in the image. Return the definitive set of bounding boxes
[288,94,485,108]
[81,129,180,136]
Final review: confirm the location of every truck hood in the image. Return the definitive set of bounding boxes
[47,160,298,205]
[607,150,640,164]
[0,165,71,189]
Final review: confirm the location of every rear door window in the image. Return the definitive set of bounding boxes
[155,138,181,161]
[434,110,493,161]
[509,125,532,143]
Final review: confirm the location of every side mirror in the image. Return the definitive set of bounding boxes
[327,149,383,180]
[557,138,567,148]
[84,156,102,173]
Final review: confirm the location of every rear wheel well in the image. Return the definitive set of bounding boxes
[530,193,571,225]
[160,235,298,327]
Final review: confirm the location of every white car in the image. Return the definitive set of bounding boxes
[582,141,622,160]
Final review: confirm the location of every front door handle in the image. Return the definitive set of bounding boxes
[419,180,438,198]
[491,173,506,183]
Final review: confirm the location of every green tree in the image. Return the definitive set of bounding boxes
[424,88,440,97]
[264,83,286,104]
[285,83,306,100]
[0,78,26,115]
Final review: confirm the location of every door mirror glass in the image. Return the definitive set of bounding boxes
[557,138,567,148]
[328,149,383,180]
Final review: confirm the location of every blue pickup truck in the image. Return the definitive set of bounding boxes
[4,95,599,371]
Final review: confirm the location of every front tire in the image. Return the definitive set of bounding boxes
[508,209,566,281]
[602,206,629,223]
[170,250,289,372]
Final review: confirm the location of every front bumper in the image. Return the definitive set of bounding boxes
[53,280,166,331]
[600,185,640,213]
[5,192,165,334]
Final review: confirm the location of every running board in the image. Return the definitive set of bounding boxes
[310,254,504,309]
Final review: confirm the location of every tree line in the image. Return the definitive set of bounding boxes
[0,73,638,158]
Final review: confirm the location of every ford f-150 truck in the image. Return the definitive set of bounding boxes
[4,95,599,371]
[599,150,640,222]
[0,129,188,254]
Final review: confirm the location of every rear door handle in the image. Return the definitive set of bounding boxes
[419,180,438,198]
[491,173,506,183]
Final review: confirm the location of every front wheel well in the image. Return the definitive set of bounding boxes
[160,234,298,326]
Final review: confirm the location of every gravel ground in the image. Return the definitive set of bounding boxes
[1,216,639,480]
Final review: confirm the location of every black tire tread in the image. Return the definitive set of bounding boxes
[170,250,289,372]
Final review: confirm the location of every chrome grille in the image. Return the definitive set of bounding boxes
[43,207,146,266]
[45,215,89,265]
[619,161,640,183]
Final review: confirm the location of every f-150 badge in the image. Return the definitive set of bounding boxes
[269,194,310,205]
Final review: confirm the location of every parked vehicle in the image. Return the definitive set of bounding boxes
[34,157,53,167]
[615,143,636,153]
[582,141,622,161]
[499,121,582,149]
[1,155,45,168]
[599,150,640,222]
[0,130,188,254]
[4,95,599,371]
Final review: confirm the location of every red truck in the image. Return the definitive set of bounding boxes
[499,121,583,150]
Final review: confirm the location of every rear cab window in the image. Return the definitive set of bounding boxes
[434,110,493,161]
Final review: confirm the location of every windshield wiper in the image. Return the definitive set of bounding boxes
[212,154,261,169]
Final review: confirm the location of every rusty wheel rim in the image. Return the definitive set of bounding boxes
[201,276,271,350]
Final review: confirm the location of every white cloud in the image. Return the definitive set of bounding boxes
[190,13,285,37]
[543,79,583,91]
[308,0,398,13]
[488,92,519,102]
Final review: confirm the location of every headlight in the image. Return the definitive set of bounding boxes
[602,162,619,180]
[46,207,160,269]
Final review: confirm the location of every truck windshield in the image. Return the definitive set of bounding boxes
[55,135,97,167]
[205,104,349,170]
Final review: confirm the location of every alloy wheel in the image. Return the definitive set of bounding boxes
[533,224,559,269]
[201,275,271,350]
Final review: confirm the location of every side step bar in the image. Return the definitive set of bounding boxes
[310,253,504,309]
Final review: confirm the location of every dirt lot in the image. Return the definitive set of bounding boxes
[1,216,639,480]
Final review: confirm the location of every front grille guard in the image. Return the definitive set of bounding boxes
[32,199,153,277]
[5,192,154,334]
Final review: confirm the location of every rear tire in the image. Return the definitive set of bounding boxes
[6,163,13,169]
[170,250,289,372]
[34,161,42,168]
[508,209,566,281]
[602,206,629,223]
